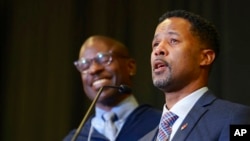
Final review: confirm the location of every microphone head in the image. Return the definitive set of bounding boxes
[118,85,132,94]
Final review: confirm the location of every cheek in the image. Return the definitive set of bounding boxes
[170,51,192,70]
[174,51,200,75]
[177,46,197,61]
[150,53,155,66]
[180,53,194,65]
[81,74,88,84]
[113,66,129,82]
[105,65,120,81]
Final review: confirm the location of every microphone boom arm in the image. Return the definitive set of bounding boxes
[70,85,131,141]
[70,86,104,141]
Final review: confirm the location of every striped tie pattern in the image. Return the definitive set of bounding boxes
[157,111,178,141]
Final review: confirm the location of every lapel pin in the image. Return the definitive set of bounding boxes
[181,123,188,130]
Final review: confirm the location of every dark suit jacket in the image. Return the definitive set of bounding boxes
[139,90,250,141]
[63,104,162,141]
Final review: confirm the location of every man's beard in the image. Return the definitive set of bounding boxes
[153,76,170,90]
[153,71,172,90]
[152,58,172,91]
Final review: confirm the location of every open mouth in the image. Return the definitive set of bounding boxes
[154,60,167,71]
[93,79,107,86]
[155,62,166,69]
[92,78,111,90]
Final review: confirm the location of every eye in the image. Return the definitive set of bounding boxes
[170,38,178,44]
[152,41,160,49]
[96,53,111,64]
[78,58,90,70]
[73,58,90,72]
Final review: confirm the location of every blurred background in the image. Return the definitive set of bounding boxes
[1,0,250,141]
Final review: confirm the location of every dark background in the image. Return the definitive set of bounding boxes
[1,0,250,141]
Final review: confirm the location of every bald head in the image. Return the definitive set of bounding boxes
[75,35,136,109]
[79,35,130,58]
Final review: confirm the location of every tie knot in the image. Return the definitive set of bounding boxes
[102,112,118,141]
[102,112,118,122]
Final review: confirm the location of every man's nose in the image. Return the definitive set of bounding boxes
[87,61,104,74]
[154,43,168,56]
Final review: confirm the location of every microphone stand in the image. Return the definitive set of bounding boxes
[70,86,105,141]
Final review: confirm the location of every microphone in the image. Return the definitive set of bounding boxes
[70,84,132,141]
[104,84,132,94]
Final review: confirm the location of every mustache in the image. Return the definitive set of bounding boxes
[152,57,170,70]
[153,57,169,65]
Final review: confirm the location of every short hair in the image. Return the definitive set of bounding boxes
[159,10,220,59]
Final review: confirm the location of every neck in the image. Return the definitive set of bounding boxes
[164,83,206,109]
[96,94,130,111]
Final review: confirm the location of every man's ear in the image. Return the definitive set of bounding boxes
[200,49,216,66]
[127,58,136,76]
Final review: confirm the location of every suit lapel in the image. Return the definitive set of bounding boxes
[172,91,217,141]
[138,126,158,141]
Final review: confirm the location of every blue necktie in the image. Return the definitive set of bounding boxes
[103,112,118,141]
[157,111,178,141]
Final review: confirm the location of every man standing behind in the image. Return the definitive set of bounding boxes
[140,10,250,141]
[64,35,161,141]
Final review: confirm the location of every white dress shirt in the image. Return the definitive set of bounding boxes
[91,95,139,139]
[161,87,208,141]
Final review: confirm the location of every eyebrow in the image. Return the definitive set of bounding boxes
[153,31,180,41]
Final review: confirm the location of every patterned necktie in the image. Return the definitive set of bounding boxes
[102,112,118,141]
[157,111,179,141]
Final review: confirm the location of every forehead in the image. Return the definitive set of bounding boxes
[154,17,192,38]
[79,39,114,58]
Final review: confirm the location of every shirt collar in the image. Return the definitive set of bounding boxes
[163,87,208,117]
[92,95,139,134]
[94,95,139,121]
